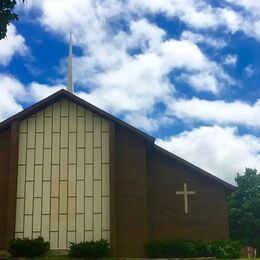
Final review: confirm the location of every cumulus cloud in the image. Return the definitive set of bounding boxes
[0,25,28,65]
[180,31,227,49]
[157,126,260,184]
[0,74,25,121]
[16,0,235,131]
[168,98,260,127]
[244,65,255,77]
[223,54,237,66]
[0,74,66,123]
[28,82,65,101]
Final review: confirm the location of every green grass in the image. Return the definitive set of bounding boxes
[240,258,260,260]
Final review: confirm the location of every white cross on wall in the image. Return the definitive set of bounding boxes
[176,183,196,214]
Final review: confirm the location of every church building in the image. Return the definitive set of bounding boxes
[0,89,234,257]
[0,38,234,257]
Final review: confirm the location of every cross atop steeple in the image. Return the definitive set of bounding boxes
[67,32,74,93]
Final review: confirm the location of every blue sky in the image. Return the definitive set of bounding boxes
[0,0,260,183]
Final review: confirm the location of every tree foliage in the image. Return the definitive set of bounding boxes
[0,0,24,40]
[228,168,260,249]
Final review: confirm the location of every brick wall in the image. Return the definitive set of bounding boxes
[114,126,149,257]
[147,148,229,241]
[0,128,11,249]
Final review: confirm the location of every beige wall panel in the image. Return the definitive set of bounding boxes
[51,165,59,197]
[68,133,76,164]
[35,133,43,164]
[24,215,33,238]
[50,198,59,231]
[77,148,84,180]
[36,111,44,132]
[85,165,93,196]
[60,148,68,180]
[19,119,27,133]
[50,232,58,249]
[85,231,93,241]
[61,98,69,116]
[52,102,61,132]
[44,117,52,148]
[42,181,51,214]
[77,117,85,148]
[101,118,109,132]
[76,214,84,243]
[77,105,85,116]
[60,117,69,148]
[102,164,109,196]
[41,215,50,241]
[84,197,92,230]
[102,231,110,240]
[25,182,34,214]
[26,149,34,181]
[27,117,36,148]
[15,198,24,233]
[43,149,51,180]
[69,102,77,132]
[60,181,67,214]
[93,148,101,180]
[18,133,27,164]
[52,133,60,164]
[68,165,76,197]
[76,181,84,214]
[15,233,23,239]
[93,214,102,241]
[101,132,109,163]
[85,110,93,131]
[34,165,42,197]
[85,133,93,163]
[68,198,76,231]
[59,215,67,249]
[102,197,110,231]
[33,198,42,232]
[67,231,75,245]
[45,105,53,117]
[93,117,101,147]
[16,99,110,249]
[93,180,101,213]
[33,232,41,239]
[17,166,26,198]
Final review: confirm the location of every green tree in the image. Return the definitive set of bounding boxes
[0,0,24,40]
[228,168,260,253]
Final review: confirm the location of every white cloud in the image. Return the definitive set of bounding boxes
[180,31,227,49]
[169,98,260,127]
[15,0,237,131]
[244,64,254,77]
[223,54,237,65]
[0,25,28,66]
[28,82,65,101]
[156,126,260,184]
[0,74,25,121]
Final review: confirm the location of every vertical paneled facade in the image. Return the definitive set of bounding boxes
[15,98,110,249]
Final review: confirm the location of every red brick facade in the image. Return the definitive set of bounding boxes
[0,128,10,249]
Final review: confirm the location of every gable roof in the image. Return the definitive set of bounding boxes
[0,89,155,142]
[0,89,235,191]
[154,145,235,191]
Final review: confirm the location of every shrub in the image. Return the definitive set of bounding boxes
[146,239,197,258]
[146,239,241,259]
[8,236,50,258]
[210,240,241,259]
[68,239,110,259]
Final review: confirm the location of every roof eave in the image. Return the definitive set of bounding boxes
[153,144,236,192]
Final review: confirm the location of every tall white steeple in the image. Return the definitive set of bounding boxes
[67,33,74,93]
